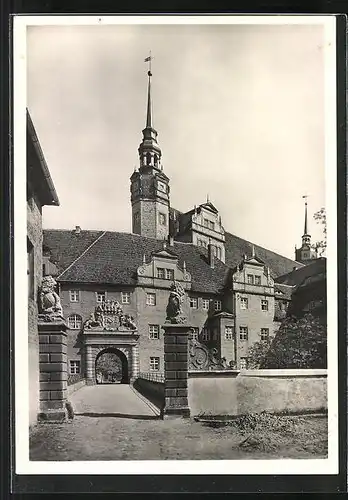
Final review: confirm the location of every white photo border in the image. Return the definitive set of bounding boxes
[14,14,338,476]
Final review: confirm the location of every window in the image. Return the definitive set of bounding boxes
[68,314,82,330]
[146,293,156,306]
[201,328,209,342]
[202,298,210,311]
[96,291,106,303]
[69,290,80,302]
[247,274,254,285]
[214,300,222,311]
[203,218,214,230]
[150,357,160,371]
[261,328,269,341]
[157,181,166,193]
[240,357,248,370]
[261,300,269,311]
[166,269,174,280]
[159,213,167,225]
[190,328,199,341]
[157,267,165,279]
[240,297,248,310]
[190,297,198,309]
[254,275,261,285]
[198,239,207,248]
[27,239,34,299]
[69,360,81,374]
[239,326,248,341]
[121,292,130,304]
[149,324,160,339]
[225,326,234,340]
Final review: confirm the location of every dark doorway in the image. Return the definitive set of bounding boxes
[95,348,129,384]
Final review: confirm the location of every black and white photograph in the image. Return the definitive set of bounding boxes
[14,15,338,475]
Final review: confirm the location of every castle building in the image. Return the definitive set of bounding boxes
[40,67,312,383]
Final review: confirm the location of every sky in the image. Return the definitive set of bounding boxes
[27,21,328,260]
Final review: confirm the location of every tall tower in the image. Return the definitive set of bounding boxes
[130,59,170,240]
[295,196,317,264]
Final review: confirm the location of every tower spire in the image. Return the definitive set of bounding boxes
[145,52,153,129]
[303,195,308,235]
[138,53,162,170]
[294,194,315,263]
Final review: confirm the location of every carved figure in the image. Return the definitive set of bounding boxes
[166,280,187,324]
[84,310,104,329]
[39,275,63,320]
[120,313,137,329]
[188,337,235,371]
[83,300,136,331]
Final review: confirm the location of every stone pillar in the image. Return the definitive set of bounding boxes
[86,344,94,385]
[162,324,191,419]
[38,319,68,422]
[131,343,140,383]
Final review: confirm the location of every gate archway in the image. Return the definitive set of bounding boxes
[95,347,129,385]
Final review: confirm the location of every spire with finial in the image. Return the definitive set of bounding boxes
[138,52,162,170]
[303,195,309,235]
[145,52,153,128]
[294,195,315,263]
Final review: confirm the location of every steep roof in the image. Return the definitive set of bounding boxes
[274,283,294,300]
[224,232,302,278]
[43,230,231,294]
[43,228,302,292]
[43,229,105,273]
[275,257,326,287]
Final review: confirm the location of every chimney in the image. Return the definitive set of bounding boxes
[74,225,81,235]
[208,243,215,269]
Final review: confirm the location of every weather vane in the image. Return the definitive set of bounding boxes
[144,51,153,75]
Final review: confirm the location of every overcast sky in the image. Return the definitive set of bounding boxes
[27,21,327,260]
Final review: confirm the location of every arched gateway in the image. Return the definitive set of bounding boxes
[95,347,129,384]
[83,300,139,385]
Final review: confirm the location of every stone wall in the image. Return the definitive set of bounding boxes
[188,369,327,416]
[27,194,43,427]
[133,377,164,410]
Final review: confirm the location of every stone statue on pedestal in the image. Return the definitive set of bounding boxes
[166,280,187,324]
[38,275,63,321]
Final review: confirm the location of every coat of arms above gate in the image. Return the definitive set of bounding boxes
[84,300,137,331]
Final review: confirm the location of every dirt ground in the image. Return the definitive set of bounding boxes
[29,414,327,461]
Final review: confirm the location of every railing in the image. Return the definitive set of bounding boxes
[138,371,165,383]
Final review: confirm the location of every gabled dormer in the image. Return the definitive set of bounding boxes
[136,243,191,290]
[173,198,226,262]
[232,247,274,292]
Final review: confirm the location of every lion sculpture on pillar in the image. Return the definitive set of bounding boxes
[39,275,63,321]
[166,280,187,324]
